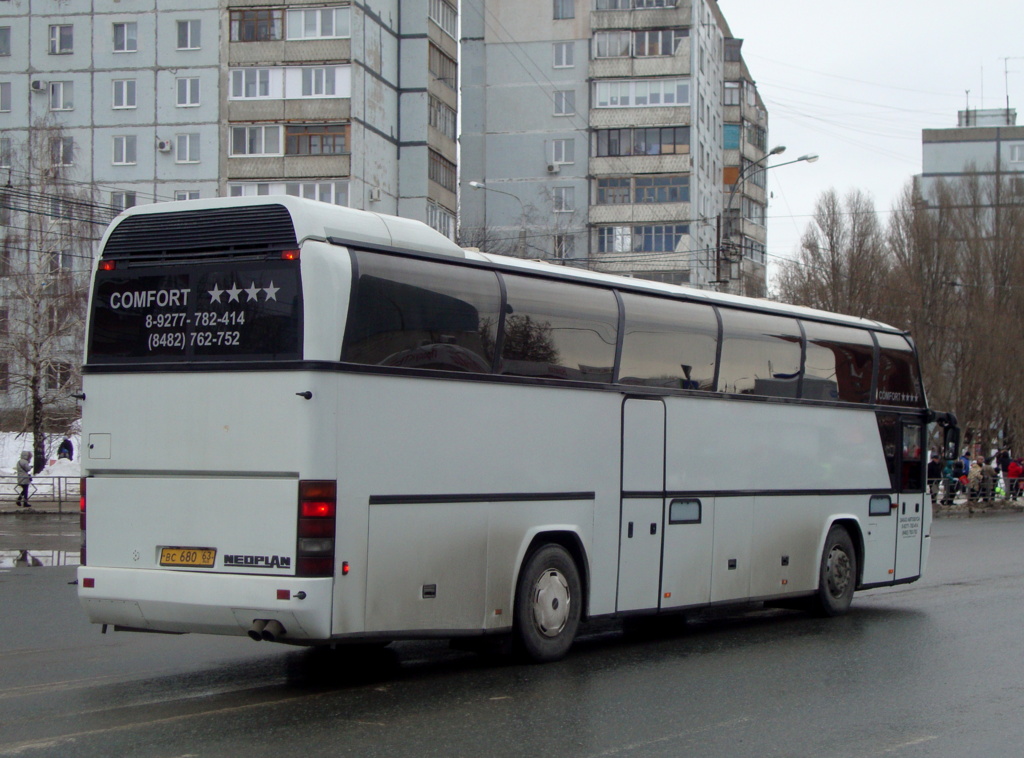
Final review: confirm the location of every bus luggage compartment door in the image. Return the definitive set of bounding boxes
[617,398,666,613]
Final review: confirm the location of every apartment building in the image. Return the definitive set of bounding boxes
[460,0,768,293]
[0,0,458,418]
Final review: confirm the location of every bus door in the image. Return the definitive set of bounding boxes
[617,398,666,613]
[894,417,926,580]
[877,413,926,581]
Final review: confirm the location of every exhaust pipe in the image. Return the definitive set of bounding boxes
[261,619,287,642]
[247,619,268,641]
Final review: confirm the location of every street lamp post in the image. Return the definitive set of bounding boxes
[717,147,819,288]
[468,181,527,257]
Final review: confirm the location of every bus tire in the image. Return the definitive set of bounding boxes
[815,524,857,616]
[513,544,582,663]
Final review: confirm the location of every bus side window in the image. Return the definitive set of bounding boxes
[498,275,618,383]
[618,293,717,391]
[342,252,502,373]
[801,321,874,403]
[718,310,802,398]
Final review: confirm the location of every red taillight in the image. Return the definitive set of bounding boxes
[281,249,300,261]
[297,480,336,577]
[79,478,87,566]
[99,260,116,271]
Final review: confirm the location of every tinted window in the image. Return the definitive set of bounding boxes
[718,310,801,397]
[618,293,717,390]
[88,260,302,363]
[801,321,874,403]
[342,252,501,373]
[500,276,618,382]
[875,332,924,407]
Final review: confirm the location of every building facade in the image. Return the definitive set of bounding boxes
[0,0,459,418]
[460,0,768,293]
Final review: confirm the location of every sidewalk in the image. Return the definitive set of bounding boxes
[0,498,78,515]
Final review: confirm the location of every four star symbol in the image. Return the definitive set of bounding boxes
[207,281,282,303]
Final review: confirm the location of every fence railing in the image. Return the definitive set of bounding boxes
[0,475,80,512]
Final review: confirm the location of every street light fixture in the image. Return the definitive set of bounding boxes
[717,149,819,287]
[468,180,527,257]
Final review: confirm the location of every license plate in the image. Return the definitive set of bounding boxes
[160,547,217,568]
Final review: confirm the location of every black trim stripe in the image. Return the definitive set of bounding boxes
[622,488,898,499]
[369,491,596,505]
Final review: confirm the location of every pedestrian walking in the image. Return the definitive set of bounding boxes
[15,451,32,508]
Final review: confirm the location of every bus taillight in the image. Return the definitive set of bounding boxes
[79,478,87,566]
[297,480,336,577]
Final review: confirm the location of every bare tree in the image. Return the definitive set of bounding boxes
[0,117,114,471]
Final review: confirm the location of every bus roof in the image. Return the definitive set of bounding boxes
[102,195,904,337]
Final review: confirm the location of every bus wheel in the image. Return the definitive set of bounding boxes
[815,524,857,616]
[514,544,582,663]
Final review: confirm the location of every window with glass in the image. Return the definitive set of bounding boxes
[619,293,717,390]
[0,82,10,112]
[746,124,767,151]
[230,125,282,156]
[427,0,457,38]
[596,127,690,157]
[724,38,742,62]
[554,90,575,115]
[552,138,574,164]
[429,96,457,140]
[230,9,283,42]
[228,181,349,205]
[553,41,574,68]
[285,124,349,155]
[50,137,74,166]
[428,150,456,192]
[112,136,137,165]
[175,190,200,201]
[49,24,73,54]
[111,191,137,211]
[593,31,630,59]
[718,310,802,397]
[49,81,73,111]
[177,20,201,50]
[342,252,502,373]
[553,0,575,19]
[801,321,874,403]
[0,136,10,168]
[427,200,455,240]
[594,79,690,108]
[0,26,10,56]
[553,235,575,259]
[428,44,457,90]
[231,68,273,99]
[112,79,136,109]
[177,77,200,107]
[500,276,618,383]
[634,175,689,203]
[876,332,924,407]
[633,29,687,56]
[287,6,351,39]
[553,187,574,212]
[597,224,688,253]
[724,81,740,106]
[175,133,200,163]
[300,67,337,97]
[113,22,137,52]
[596,178,630,205]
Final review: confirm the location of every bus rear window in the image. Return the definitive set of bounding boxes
[88,259,302,363]
[875,332,924,407]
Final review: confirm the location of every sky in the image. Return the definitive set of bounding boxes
[720,0,1024,286]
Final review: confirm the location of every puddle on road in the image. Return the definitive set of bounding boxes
[0,549,80,569]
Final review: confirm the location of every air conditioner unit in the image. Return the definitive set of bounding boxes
[157,140,173,153]
[369,187,381,201]
[546,163,560,173]
[30,80,47,93]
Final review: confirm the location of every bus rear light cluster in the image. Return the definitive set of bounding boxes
[80,478,87,566]
[296,480,336,577]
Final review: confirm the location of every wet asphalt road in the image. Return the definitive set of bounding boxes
[1,513,1024,757]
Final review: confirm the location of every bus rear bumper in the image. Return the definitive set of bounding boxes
[77,566,334,641]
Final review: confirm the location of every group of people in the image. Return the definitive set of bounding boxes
[928,449,1023,505]
[11,437,73,508]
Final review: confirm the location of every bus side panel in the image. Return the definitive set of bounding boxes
[332,375,614,637]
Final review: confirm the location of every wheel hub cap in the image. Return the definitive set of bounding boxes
[826,546,852,598]
[532,568,571,637]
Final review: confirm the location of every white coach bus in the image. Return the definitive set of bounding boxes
[77,196,957,662]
